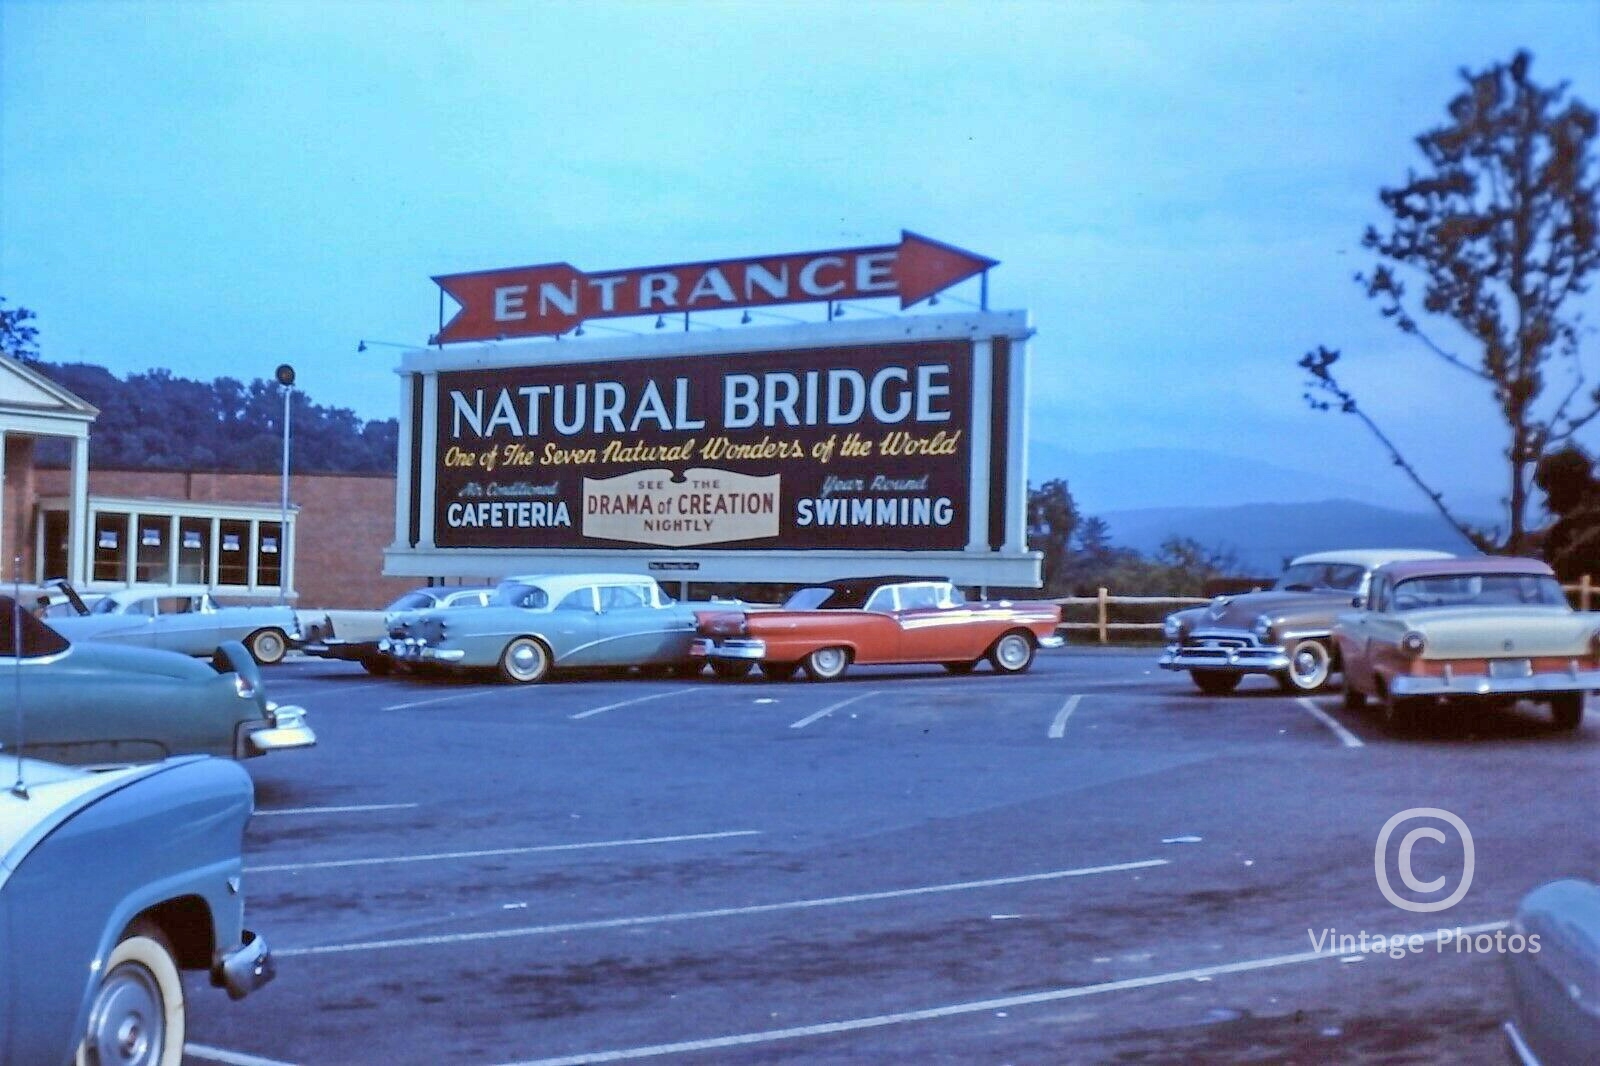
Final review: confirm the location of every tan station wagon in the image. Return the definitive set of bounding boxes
[1335,556,1600,733]
[1160,549,1454,694]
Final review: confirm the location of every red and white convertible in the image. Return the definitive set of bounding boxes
[690,575,1063,681]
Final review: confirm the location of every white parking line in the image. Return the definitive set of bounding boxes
[570,689,687,720]
[276,858,1166,957]
[789,690,879,729]
[184,1044,300,1066]
[246,829,761,874]
[490,919,1509,1065]
[382,689,505,711]
[255,802,420,817]
[1295,697,1365,748]
[1048,694,1084,739]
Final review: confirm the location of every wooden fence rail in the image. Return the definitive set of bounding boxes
[1056,576,1600,645]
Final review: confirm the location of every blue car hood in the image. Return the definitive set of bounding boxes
[59,641,218,681]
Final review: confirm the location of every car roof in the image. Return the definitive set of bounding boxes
[1377,556,1555,581]
[103,585,214,604]
[502,573,659,597]
[1289,549,1456,570]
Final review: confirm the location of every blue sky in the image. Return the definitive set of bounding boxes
[3,0,1598,518]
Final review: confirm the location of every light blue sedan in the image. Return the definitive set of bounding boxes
[44,586,300,665]
[381,573,706,683]
[0,755,272,1064]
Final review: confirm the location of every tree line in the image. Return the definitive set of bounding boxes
[0,329,398,475]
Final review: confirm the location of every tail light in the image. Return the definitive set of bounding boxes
[1400,631,1426,658]
[235,674,258,699]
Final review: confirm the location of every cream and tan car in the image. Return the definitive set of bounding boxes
[1160,549,1454,694]
[1334,556,1600,733]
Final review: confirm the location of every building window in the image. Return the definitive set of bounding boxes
[134,515,172,584]
[92,512,125,582]
[177,518,209,584]
[257,520,282,589]
[218,519,250,586]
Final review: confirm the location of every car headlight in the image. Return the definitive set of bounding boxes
[1400,631,1426,657]
[1163,615,1183,640]
[1252,615,1274,643]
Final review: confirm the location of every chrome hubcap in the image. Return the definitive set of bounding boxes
[257,633,282,658]
[508,642,543,679]
[1291,645,1328,685]
[997,635,1029,668]
[813,648,844,673]
[86,964,163,1066]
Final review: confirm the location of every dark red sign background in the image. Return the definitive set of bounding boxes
[432,341,974,551]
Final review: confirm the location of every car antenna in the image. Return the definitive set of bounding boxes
[10,556,26,799]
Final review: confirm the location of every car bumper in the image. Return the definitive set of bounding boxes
[378,638,467,663]
[1390,668,1600,698]
[690,637,767,661]
[214,930,274,1000]
[1160,644,1291,674]
[297,638,377,662]
[1037,634,1065,649]
[243,705,316,754]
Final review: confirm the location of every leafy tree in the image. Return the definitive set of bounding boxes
[1026,479,1079,593]
[1534,444,1600,579]
[1301,51,1599,552]
[32,360,399,474]
[0,297,39,363]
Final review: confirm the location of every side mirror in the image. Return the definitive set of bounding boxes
[1351,596,1365,609]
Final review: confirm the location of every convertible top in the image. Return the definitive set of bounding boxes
[0,597,72,659]
[817,575,947,590]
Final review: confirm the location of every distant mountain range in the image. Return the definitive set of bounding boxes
[1022,443,1499,573]
[1096,499,1481,574]
[1027,442,1502,517]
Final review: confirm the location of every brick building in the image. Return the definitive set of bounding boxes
[2,354,418,610]
[33,468,416,609]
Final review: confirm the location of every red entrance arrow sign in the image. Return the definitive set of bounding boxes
[431,231,996,344]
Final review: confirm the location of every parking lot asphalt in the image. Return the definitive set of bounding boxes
[181,649,1600,1064]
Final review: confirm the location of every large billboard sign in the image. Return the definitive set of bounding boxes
[431,231,996,344]
[387,311,1039,587]
[433,341,972,551]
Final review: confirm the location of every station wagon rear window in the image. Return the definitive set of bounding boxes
[1392,574,1567,610]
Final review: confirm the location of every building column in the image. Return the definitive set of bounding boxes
[1004,335,1030,554]
[417,373,438,550]
[123,512,137,585]
[966,339,993,552]
[393,373,415,549]
[0,430,7,576]
[208,517,220,588]
[68,435,89,586]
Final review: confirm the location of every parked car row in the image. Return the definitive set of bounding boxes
[373,573,1064,684]
[1161,549,1600,733]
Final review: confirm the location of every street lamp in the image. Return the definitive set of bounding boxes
[275,364,295,604]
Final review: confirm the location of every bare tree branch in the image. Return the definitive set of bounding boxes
[1300,347,1495,551]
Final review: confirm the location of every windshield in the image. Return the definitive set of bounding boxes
[1392,573,1569,610]
[89,596,120,615]
[1275,563,1366,592]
